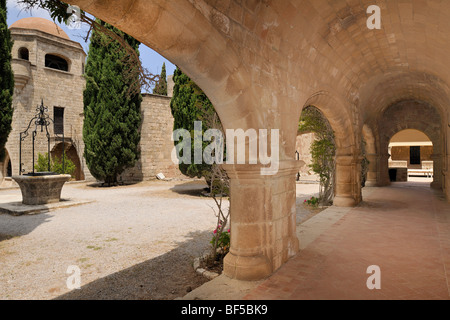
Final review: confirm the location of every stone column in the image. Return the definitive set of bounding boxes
[378,152,391,187]
[222,160,300,281]
[334,154,362,207]
[431,153,443,190]
[365,153,379,187]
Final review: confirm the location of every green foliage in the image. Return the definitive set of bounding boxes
[299,106,336,206]
[153,62,168,96]
[83,19,142,186]
[18,0,73,24]
[304,196,320,207]
[170,66,218,181]
[210,225,230,255]
[52,154,76,176]
[0,0,14,161]
[361,138,370,187]
[35,153,76,177]
[35,153,51,173]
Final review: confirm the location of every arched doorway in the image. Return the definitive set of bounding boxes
[388,129,434,183]
[51,142,85,181]
[297,106,336,205]
[377,100,444,190]
[1,149,12,182]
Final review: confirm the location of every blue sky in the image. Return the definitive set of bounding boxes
[6,0,176,91]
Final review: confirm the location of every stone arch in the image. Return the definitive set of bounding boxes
[1,149,12,182]
[301,92,356,153]
[299,92,361,207]
[45,53,70,72]
[377,100,444,189]
[18,47,29,61]
[51,142,84,181]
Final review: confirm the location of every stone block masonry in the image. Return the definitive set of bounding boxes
[121,94,184,182]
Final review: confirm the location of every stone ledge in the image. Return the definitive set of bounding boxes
[0,199,94,216]
[193,253,221,281]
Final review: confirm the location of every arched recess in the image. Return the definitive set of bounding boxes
[51,142,84,181]
[1,149,12,182]
[45,53,70,72]
[18,47,29,61]
[377,100,444,190]
[300,92,362,207]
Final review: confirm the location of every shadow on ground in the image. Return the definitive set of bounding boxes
[0,213,52,242]
[55,230,212,300]
[169,181,209,198]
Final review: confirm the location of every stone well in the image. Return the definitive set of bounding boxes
[12,174,71,205]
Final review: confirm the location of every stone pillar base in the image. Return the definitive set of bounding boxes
[223,252,272,281]
[364,180,378,187]
[334,195,358,207]
[431,181,442,190]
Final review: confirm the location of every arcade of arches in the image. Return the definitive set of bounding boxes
[65,0,450,281]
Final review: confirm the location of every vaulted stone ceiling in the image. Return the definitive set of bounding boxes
[67,0,450,137]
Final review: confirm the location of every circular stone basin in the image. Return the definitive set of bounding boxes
[12,174,71,205]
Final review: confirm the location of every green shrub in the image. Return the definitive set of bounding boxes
[35,152,76,177]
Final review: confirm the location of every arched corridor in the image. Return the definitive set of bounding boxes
[60,0,450,282]
[244,183,450,300]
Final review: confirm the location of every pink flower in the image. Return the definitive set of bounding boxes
[213,229,217,234]
[228,229,231,233]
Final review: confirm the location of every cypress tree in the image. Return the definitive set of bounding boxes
[170,66,218,181]
[83,19,142,186]
[153,62,167,96]
[0,0,14,161]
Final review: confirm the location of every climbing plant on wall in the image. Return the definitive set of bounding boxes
[299,106,336,206]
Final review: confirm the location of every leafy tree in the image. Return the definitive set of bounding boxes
[299,106,336,206]
[83,19,142,186]
[153,62,167,96]
[0,0,14,161]
[170,66,219,183]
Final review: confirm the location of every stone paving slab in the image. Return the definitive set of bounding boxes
[183,183,450,300]
[244,183,450,300]
[0,198,94,216]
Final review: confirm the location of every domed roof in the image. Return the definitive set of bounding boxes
[10,17,70,40]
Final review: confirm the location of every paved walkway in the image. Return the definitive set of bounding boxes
[244,182,450,300]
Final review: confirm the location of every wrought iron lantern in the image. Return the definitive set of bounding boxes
[19,99,65,176]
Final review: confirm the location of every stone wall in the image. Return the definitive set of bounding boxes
[120,94,183,182]
[391,146,433,168]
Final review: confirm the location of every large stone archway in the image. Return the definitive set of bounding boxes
[300,92,362,207]
[376,100,444,189]
[62,0,450,281]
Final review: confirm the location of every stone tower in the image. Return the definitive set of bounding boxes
[1,17,90,182]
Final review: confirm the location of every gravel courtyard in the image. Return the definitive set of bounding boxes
[0,180,319,300]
